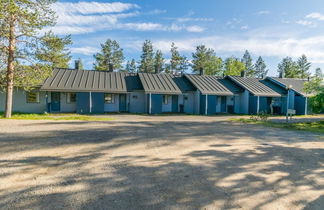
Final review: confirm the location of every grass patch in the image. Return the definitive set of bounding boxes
[231,118,324,133]
[0,112,114,121]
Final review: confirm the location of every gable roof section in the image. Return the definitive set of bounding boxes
[267,77,308,96]
[40,68,137,93]
[184,74,242,95]
[172,76,196,92]
[227,76,284,97]
[138,73,182,94]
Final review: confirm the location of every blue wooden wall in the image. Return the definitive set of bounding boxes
[76,93,90,114]
[76,92,104,114]
[200,95,217,115]
[147,94,163,114]
[172,95,178,112]
[295,96,306,115]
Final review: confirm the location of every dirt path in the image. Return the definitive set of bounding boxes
[0,117,323,210]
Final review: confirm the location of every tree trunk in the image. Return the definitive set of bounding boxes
[4,15,15,118]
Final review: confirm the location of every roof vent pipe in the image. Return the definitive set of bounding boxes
[240,70,246,77]
[307,76,310,81]
[199,67,204,75]
[75,60,80,70]
[108,63,114,72]
[279,71,284,78]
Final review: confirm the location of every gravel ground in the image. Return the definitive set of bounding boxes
[0,115,323,210]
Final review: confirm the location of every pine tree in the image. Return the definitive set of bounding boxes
[278,57,299,78]
[241,50,255,77]
[315,67,323,79]
[154,50,164,74]
[0,0,70,118]
[297,54,311,79]
[191,45,222,75]
[139,40,154,73]
[75,58,83,70]
[125,59,137,73]
[170,42,188,74]
[224,57,245,76]
[94,39,124,71]
[254,56,268,78]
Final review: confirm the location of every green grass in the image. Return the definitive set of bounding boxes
[231,118,324,133]
[0,112,114,121]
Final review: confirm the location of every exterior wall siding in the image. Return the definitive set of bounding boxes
[60,92,76,113]
[0,89,47,113]
[129,92,145,113]
[183,92,195,114]
[162,95,172,112]
[104,94,119,112]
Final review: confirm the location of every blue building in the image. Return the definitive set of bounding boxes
[0,68,312,115]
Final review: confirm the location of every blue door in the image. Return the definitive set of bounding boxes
[119,94,127,112]
[172,95,178,112]
[221,96,227,112]
[51,92,60,112]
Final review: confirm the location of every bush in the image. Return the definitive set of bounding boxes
[249,111,269,122]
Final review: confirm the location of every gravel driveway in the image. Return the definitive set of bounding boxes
[0,116,323,210]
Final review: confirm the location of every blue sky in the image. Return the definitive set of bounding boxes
[49,0,324,76]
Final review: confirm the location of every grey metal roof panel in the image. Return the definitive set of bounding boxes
[267,77,308,96]
[184,74,242,95]
[138,73,182,94]
[228,76,283,97]
[41,69,133,93]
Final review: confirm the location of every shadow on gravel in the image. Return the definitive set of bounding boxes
[0,121,323,209]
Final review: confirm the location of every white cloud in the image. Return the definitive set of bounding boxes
[52,2,139,15]
[257,10,270,15]
[296,20,313,26]
[145,9,167,15]
[306,12,324,21]
[186,25,205,32]
[71,47,99,55]
[125,35,324,64]
[241,25,249,30]
[176,17,214,22]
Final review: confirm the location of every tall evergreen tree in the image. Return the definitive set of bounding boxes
[139,40,154,73]
[125,59,137,73]
[0,0,70,118]
[278,57,299,78]
[224,57,245,76]
[154,50,164,73]
[241,50,255,77]
[170,42,188,74]
[297,54,311,79]
[191,45,222,75]
[75,58,83,70]
[254,56,268,78]
[94,39,124,71]
[315,67,323,79]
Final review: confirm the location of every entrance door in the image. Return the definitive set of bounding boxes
[51,92,60,112]
[221,96,227,112]
[119,94,127,112]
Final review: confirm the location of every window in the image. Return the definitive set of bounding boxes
[26,92,40,103]
[163,95,168,104]
[105,93,115,104]
[67,93,76,103]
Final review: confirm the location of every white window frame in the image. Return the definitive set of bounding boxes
[163,95,168,105]
[66,93,76,104]
[26,91,40,103]
[105,93,115,104]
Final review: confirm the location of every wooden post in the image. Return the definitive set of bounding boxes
[257,96,260,114]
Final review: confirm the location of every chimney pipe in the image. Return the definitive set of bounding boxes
[75,60,80,70]
[108,63,114,72]
[240,71,246,77]
[307,76,310,81]
[199,67,204,75]
[279,71,284,78]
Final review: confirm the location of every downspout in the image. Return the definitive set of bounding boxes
[45,91,49,113]
[149,93,152,114]
[286,91,290,122]
[205,94,208,115]
[305,97,308,115]
[89,92,92,113]
[257,96,260,114]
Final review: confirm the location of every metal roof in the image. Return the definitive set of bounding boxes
[40,69,142,93]
[227,76,284,97]
[267,77,308,96]
[138,73,182,94]
[184,74,242,95]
